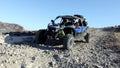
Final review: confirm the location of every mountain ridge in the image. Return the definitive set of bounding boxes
[0,21,24,32]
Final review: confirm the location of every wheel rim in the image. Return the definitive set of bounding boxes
[69,39,73,48]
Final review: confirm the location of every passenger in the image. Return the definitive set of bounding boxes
[68,18,74,25]
[74,22,80,28]
[60,19,67,26]
[74,23,82,33]
[74,22,88,33]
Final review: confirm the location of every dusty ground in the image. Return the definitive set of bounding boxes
[0,28,120,68]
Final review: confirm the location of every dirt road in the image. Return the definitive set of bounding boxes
[0,28,119,68]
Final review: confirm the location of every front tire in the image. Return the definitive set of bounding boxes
[63,34,74,50]
[35,30,47,44]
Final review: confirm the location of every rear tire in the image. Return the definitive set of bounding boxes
[35,30,47,44]
[63,34,74,50]
[84,33,89,43]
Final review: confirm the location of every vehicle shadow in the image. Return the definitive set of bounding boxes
[28,43,64,51]
[4,35,64,51]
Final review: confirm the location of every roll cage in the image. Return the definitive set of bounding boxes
[53,15,87,27]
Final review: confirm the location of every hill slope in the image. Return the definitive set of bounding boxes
[0,22,24,32]
[0,28,120,68]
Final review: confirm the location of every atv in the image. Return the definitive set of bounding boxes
[35,14,89,50]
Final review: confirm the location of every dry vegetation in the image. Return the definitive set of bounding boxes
[114,32,120,50]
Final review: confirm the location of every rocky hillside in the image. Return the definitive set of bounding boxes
[0,28,120,68]
[0,22,24,32]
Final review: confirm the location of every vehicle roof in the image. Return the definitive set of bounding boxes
[55,15,75,20]
[55,15,84,20]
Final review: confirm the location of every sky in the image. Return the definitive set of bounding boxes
[0,0,120,30]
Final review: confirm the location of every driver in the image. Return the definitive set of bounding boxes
[48,20,59,32]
